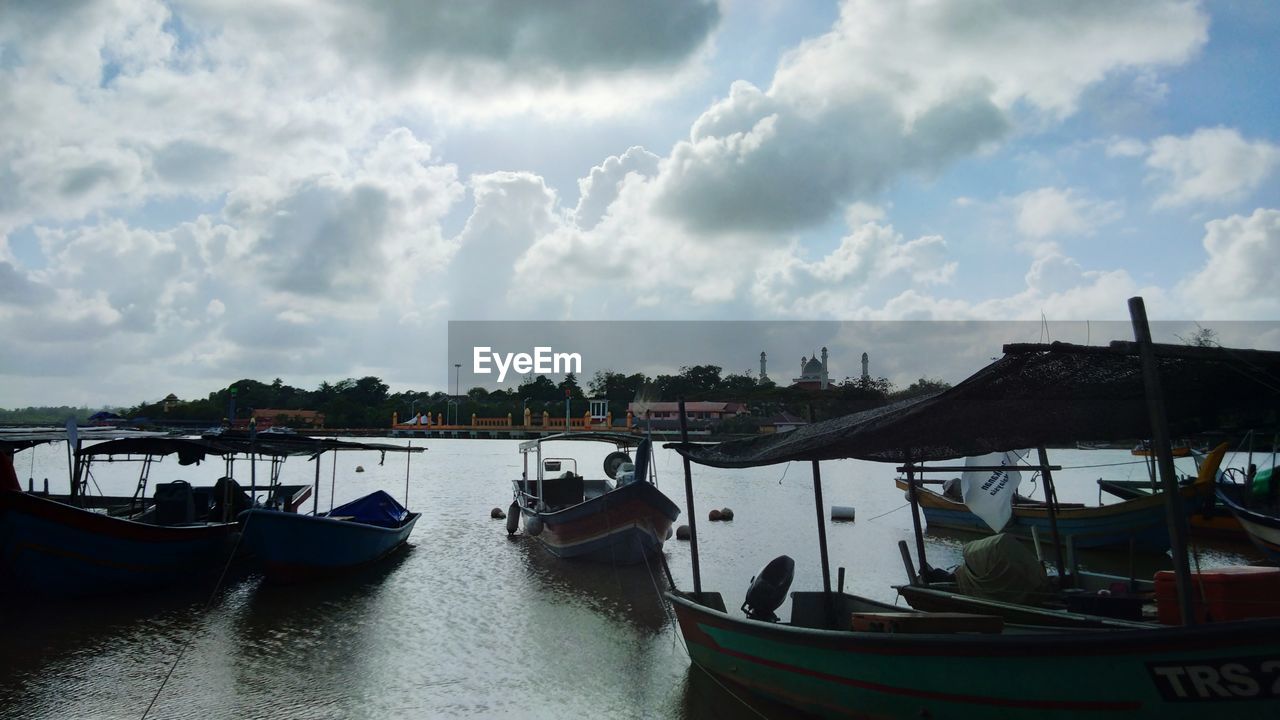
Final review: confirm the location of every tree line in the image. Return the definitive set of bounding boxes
[91,366,949,429]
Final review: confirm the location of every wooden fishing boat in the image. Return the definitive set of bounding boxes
[239,490,420,581]
[1132,440,1193,457]
[669,589,1280,718]
[1216,487,1280,563]
[667,318,1280,718]
[1095,443,1246,540]
[510,432,679,564]
[233,438,424,581]
[1,433,245,596]
[894,477,1173,549]
[1098,480,1246,539]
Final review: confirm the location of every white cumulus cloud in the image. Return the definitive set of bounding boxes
[1147,128,1280,207]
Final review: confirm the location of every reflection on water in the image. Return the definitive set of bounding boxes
[0,442,1262,719]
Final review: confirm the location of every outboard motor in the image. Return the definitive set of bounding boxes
[742,555,794,622]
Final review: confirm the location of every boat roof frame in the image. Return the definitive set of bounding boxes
[518,431,644,453]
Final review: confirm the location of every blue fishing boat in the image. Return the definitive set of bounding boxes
[239,490,420,581]
[237,440,424,581]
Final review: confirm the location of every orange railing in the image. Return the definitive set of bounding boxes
[390,409,634,432]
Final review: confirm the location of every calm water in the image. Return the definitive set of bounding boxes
[1,440,1264,719]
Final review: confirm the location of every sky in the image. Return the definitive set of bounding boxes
[1,0,1278,408]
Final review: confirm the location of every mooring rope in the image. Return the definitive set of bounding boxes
[639,543,770,719]
[140,508,255,719]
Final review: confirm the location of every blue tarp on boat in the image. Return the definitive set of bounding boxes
[325,490,408,528]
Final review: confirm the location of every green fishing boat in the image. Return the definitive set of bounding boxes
[666,311,1280,718]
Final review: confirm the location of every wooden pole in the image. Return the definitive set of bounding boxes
[1037,447,1070,587]
[312,453,321,515]
[404,441,412,508]
[1129,296,1195,625]
[905,459,929,578]
[808,407,833,599]
[898,540,919,586]
[678,398,702,595]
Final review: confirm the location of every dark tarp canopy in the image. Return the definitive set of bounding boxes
[671,341,1280,468]
[77,436,424,465]
[77,437,232,465]
[326,490,409,527]
[0,428,164,454]
[518,431,645,451]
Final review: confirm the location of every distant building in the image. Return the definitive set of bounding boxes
[162,393,179,413]
[251,408,326,428]
[793,347,830,390]
[760,411,808,434]
[627,401,747,422]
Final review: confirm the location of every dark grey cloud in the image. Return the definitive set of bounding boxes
[239,180,391,298]
[0,261,55,306]
[341,0,721,78]
[152,140,234,186]
[60,161,125,198]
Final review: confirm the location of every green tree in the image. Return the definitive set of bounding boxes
[1180,327,1218,347]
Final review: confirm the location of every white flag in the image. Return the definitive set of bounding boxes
[961,451,1025,533]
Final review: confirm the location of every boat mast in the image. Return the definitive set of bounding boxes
[678,398,703,594]
[312,452,322,515]
[807,406,833,608]
[905,454,928,576]
[403,440,412,508]
[1128,296,1195,626]
[1036,447,1070,587]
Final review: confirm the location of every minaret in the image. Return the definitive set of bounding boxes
[759,351,768,383]
[800,355,806,375]
[861,352,869,382]
[820,347,829,390]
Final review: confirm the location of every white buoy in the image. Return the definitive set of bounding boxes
[831,505,856,522]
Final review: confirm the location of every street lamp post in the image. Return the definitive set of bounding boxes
[453,363,461,425]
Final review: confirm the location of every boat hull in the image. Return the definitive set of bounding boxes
[238,508,419,581]
[0,490,238,596]
[1097,479,1246,540]
[520,480,679,564]
[897,479,1172,550]
[669,592,1280,719]
[1216,489,1280,563]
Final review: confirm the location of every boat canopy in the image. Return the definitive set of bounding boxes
[670,341,1280,468]
[518,431,644,452]
[77,436,424,464]
[0,427,164,454]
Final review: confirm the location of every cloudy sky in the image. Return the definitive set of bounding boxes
[1,0,1278,407]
